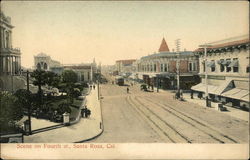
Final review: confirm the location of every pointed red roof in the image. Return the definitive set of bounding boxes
[158,38,170,52]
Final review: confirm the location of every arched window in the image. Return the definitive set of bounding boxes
[44,63,48,70]
[37,63,41,70]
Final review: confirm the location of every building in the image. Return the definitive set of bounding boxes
[0,12,24,92]
[34,53,63,74]
[63,60,97,83]
[192,35,249,110]
[115,59,136,75]
[135,38,200,90]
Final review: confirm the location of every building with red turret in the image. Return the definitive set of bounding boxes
[134,37,200,90]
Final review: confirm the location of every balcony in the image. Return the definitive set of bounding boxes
[0,47,21,55]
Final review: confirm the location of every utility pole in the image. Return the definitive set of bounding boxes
[26,70,32,135]
[199,44,212,107]
[175,39,181,96]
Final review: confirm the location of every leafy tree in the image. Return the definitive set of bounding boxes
[61,70,79,103]
[31,69,47,96]
[14,89,31,110]
[62,70,78,84]
[57,102,72,114]
[46,71,61,88]
[0,92,23,132]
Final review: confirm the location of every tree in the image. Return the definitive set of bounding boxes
[31,69,47,96]
[46,71,61,88]
[62,70,78,84]
[14,89,31,110]
[61,70,79,103]
[0,92,23,133]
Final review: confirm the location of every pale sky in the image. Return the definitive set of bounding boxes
[1,1,249,68]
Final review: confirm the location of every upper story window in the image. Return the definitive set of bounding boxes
[225,59,231,72]
[164,63,168,72]
[160,64,163,72]
[247,66,250,73]
[154,64,157,72]
[229,58,239,73]
[218,59,225,72]
[189,62,197,72]
[208,60,215,72]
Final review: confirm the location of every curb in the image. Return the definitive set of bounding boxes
[74,86,104,143]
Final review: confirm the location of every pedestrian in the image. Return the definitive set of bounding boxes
[180,89,183,98]
[198,92,202,99]
[190,90,194,99]
[93,85,95,90]
[90,85,92,90]
[127,87,129,93]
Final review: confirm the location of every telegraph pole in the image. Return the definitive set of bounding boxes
[26,70,32,135]
[199,44,212,107]
[175,39,181,96]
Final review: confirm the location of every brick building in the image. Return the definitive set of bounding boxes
[135,38,200,90]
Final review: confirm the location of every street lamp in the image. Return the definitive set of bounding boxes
[199,44,212,107]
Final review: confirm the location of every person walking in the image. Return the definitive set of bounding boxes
[127,87,129,93]
[190,90,194,99]
[93,85,95,90]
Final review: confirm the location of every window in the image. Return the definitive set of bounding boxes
[210,60,215,72]
[160,64,164,72]
[247,66,250,73]
[220,59,225,72]
[164,63,168,72]
[193,62,197,71]
[154,64,156,72]
[232,58,239,73]
[189,62,192,71]
[226,59,231,72]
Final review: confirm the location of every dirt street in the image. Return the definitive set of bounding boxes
[91,80,248,143]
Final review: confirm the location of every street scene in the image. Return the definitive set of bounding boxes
[0,0,249,151]
[91,76,248,143]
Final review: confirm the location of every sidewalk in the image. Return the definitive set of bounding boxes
[182,93,249,122]
[24,88,103,143]
[134,83,249,122]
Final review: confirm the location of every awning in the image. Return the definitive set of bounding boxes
[228,59,238,67]
[212,80,234,95]
[191,80,233,95]
[217,59,224,64]
[156,73,170,78]
[207,61,215,67]
[221,88,249,101]
[191,83,219,94]
[241,94,249,102]
[221,59,231,66]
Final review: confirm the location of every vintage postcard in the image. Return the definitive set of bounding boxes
[0,1,249,159]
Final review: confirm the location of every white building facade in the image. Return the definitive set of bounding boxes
[192,35,249,110]
[0,12,24,92]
